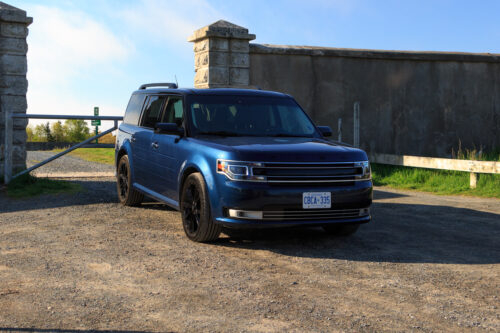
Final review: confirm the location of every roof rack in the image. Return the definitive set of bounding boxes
[139,82,178,90]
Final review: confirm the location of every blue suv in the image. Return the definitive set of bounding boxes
[116,83,372,242]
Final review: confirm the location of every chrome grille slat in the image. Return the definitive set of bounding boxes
[262,175,357,178]
[264,209,359,213]
[250,161,365,184]
[264,213,359,217]
[259,166,356,169]
[267,179,355,183]
[262,208,362,221]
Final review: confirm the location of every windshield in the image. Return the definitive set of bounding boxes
[187,95,319,137]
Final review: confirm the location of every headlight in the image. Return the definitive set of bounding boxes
[355,161,371,180]
[216,159,265,181]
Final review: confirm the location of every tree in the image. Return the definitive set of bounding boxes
[31,122,54,142]
[51,121,66,142]
[43,122,55,142]
[33,123,46,141]
[64,119,90,142]
[26,125,35,142]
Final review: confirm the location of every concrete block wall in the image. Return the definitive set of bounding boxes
[0,2,31,178]
[248,45,500,157]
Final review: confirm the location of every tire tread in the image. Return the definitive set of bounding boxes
[117,155,144,206]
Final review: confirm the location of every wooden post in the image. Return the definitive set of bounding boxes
[338,118,342,142]
[353,102,360,148]
[469,172,478,189]
[4,109,12,184]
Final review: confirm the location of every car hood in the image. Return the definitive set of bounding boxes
[193,136,368,162]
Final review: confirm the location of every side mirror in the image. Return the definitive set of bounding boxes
[155,122,184,136]
[317,126,333,137]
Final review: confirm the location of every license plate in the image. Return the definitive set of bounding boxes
[302,192,331,209]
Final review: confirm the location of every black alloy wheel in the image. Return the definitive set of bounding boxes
[181,173,221,242]
[182,183,201,235]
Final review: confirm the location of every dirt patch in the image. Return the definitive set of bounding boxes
[0,179,499,332]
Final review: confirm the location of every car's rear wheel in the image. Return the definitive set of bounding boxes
[181,173,221,242]
[117,155,143,206]
[322,223,360,236]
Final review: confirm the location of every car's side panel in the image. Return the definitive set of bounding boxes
[132,128,154,187]
[133,183,179,209]
[150,132,179,198]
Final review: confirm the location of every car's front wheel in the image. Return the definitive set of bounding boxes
[116,154,144,206]
[181,173,221,242]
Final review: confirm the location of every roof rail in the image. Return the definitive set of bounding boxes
[139,82,178,90]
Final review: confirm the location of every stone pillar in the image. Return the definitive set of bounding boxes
[0,2,31,179]
[188,20,255,88]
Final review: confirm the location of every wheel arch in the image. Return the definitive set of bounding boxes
[116,141,136,183]
[177,158,219,212]
[179,166,201,195]
[116,148,128,168]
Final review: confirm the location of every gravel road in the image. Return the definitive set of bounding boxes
[0,177,499,332]
[27,151,114,175]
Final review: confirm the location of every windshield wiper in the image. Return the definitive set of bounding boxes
[197,131,241,137]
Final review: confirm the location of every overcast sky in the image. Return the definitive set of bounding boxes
[9,0,500,129]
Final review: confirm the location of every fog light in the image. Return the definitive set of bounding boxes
[359,208,370,216]
[228,209,263,220]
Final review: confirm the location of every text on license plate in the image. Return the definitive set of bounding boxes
[302,192,331,209]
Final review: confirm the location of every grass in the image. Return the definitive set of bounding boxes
[52,148,115,165]
[372,163,500,198]
[6,173,81,198]
[452,143,500,162]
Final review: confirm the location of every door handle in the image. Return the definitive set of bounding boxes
[131,136,136,142]
[151,142,159,149]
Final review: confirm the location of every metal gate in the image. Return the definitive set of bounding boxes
[3,112,123,184]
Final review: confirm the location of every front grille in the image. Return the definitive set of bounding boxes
[251,162,365,183]
[262,208,362,221]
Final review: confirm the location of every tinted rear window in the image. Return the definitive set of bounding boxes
[123,94,146,125]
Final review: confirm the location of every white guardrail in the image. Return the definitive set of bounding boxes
[369,153,500,189]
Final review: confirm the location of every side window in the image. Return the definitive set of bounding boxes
[123,94,146,125]
[141,95,167,128]
[162,97,184,126]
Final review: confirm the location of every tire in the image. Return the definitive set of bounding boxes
[180,173,221,242]
[116,155,144,206]
[322,223,360,236]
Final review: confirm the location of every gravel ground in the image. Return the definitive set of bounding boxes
[0,178,499,332]
[26,151,114,175]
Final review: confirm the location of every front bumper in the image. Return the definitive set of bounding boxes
[212,178,373,228]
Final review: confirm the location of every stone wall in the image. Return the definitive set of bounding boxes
[190,21,500,157]
[188,20,255,88]
[0,2,31,179]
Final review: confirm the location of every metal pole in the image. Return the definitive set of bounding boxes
[11,114,122,121]
[353,102,360,148]
[4,110,12,184]
[337,118,342,142]
[11,124,118,180]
